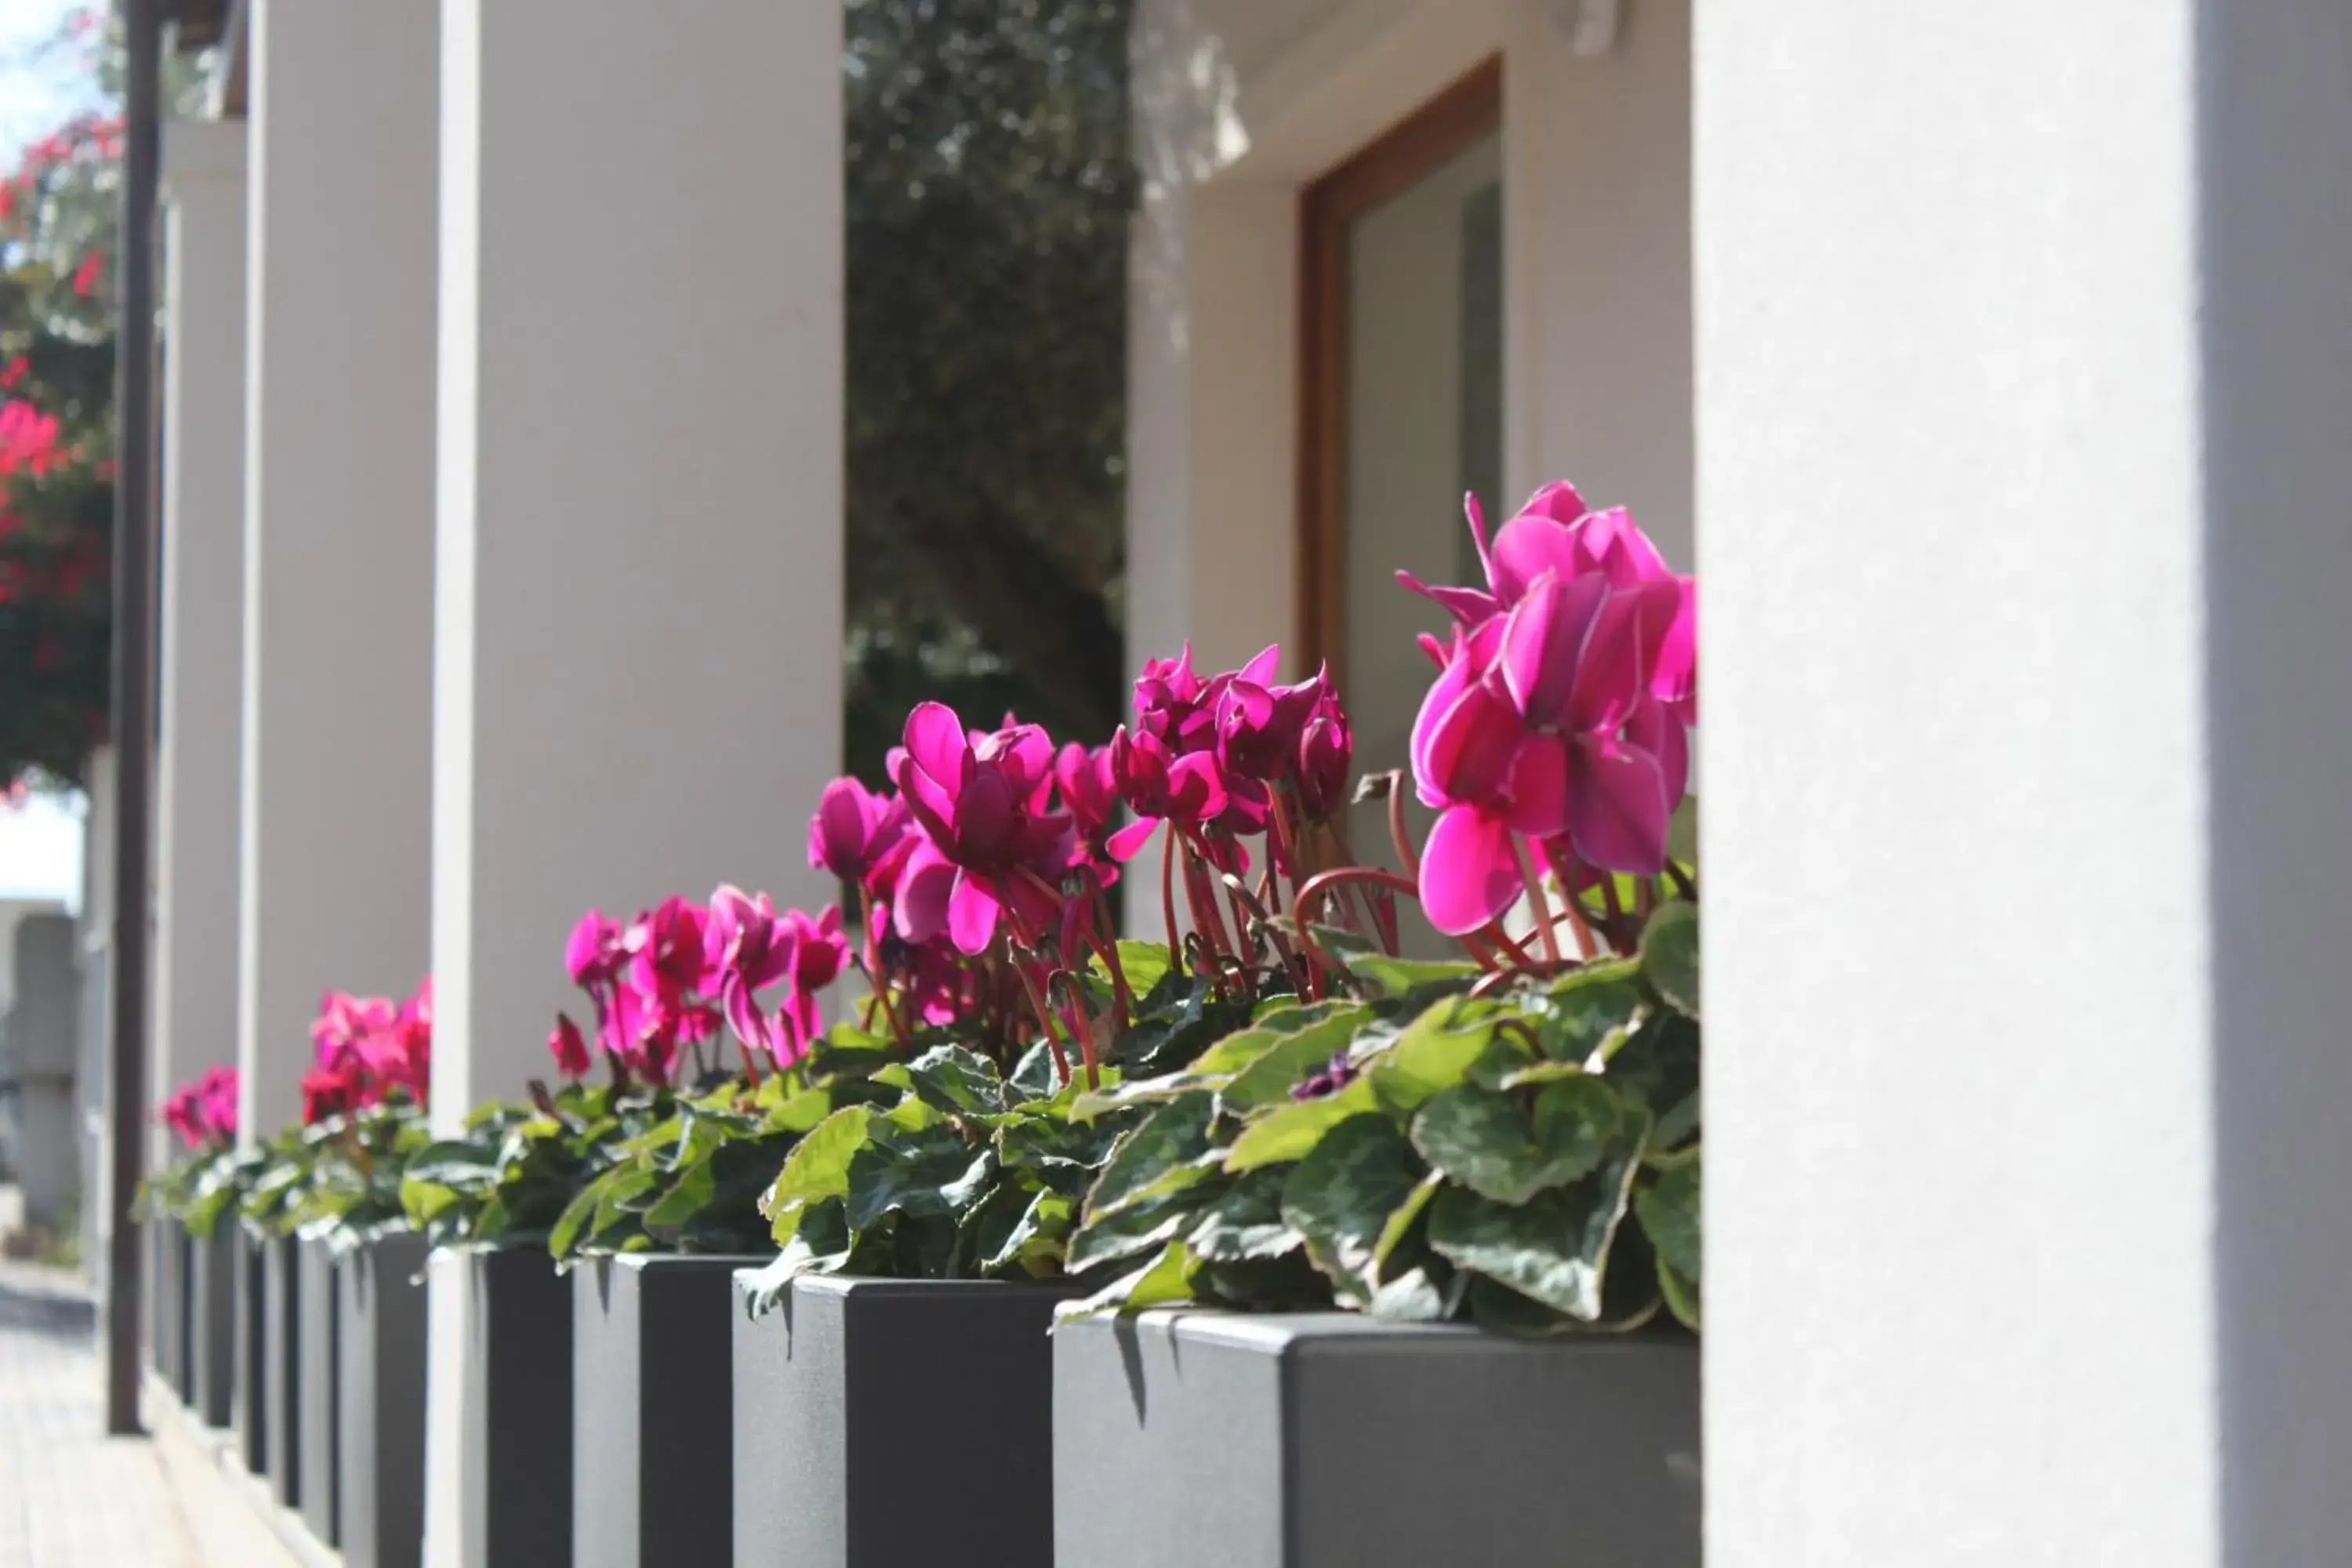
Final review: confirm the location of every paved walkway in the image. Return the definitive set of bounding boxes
[0,1256,297,1567]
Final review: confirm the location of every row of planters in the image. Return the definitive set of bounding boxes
[145,481,1703,1566]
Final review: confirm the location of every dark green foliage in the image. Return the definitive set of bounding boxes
[1058,903,1706,1333]
[844,0,1136,764]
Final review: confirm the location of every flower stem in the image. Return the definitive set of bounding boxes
[1512,837,1562,967]
[1008,952,1073,1088]
[1158,824,1185,978]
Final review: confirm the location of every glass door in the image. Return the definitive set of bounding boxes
[1300,63,1503,953]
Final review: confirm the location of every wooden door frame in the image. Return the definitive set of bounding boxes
[1296,56,1503,687]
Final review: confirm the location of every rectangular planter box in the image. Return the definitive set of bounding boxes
[337,1231,428,1568]
[297,1237,340,1548]
[572,1254,750,1568]
[187,1221,237,1427]
[732,1273,1070,1568]
[1053,1312,1702,1567]
[262,1231,304,1512]
[152,1216,191,1399]
[456,1247,575,1568]
[232,1228,269,1473]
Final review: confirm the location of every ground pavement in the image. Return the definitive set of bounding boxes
[0,1245,297,1566]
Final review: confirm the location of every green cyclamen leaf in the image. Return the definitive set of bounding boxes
[758,1105,875,1221]
[1219,1006,1375,1112]
[1530,964,1647,1065]
[1052,1239,1200,1326]
[1632,1152,1700,1283]
[1638,901,1700,1018]
[1338,949,1482,1000]
[1064,1185,1211,1274]
[1222,1077,1377,1172]
[1082,1094,1218,1224]
[1366,996,1508,1116]
[905,1043,1011,1117]
[1279,1114,1422,1308]
[1408,1077,1618,1205]
[1185,1169,1301,1264]
[1426,1138,1645,1323]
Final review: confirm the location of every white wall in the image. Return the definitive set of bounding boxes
[154,119,247,1152]
[1701,2,2352,1560]
[238,2,439,1138]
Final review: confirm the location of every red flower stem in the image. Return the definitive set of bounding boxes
[1176,831,1234,968]
[1158,824,1186,978]
[1087,920,1134,1031]
[1297,866,1418,935]
[1539,841,1602,960]
[1512,837,1562,968]
[1218,870,1304,995]
[1011,957,1073,1087]
[1471,918,1537,969]
[1665,860,1699,902]
[1598,873,1632,949]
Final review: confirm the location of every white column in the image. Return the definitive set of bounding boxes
[154,120,246,1160]
[1701,5,2352,1563]
[238,2,438,1139]
[426,6,842,1561]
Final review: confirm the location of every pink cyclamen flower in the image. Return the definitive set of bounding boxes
[1400,485,1696,719]
[891,702,1075,956]
[626,896,712,1002]
[1105,724,1227,858]
[1294,689,1354,824]
[808,776,910,887]
[1410,568,1686,934]
[197,1066,238,1142]
[1214,655,1326,786]
[548,1014,591,1079]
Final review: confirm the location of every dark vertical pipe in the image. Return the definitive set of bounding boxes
[104,0,162,1438]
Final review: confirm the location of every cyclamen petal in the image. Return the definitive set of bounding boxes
[1418,804,1523,937]
[946,869,1003,956]
[894,840,958,946]
[1566,735,1671,873]
[1497,570,1608,725]
[903,702,971,791]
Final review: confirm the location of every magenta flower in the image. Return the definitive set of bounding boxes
[1132,644,1222,753]
[1106,725,1226,854]
[1410,568,1685,934]
[1400,485,1696,719]
[891,702,1076,956]
[1053,742,1119,843]
[808,776,911,887]
[1294,690,1354,823]
[1214,659,1327,785]
[626,896,713,1001]
[565,910,626,990]
[548,1014,591,1079]
[704,886,850,1067]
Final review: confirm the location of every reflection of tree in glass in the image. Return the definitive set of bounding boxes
[844,0,1135,779]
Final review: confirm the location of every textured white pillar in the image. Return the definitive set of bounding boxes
[426,7,842,1561]
[1702,4,2352,1563]
[238,2,438,1140]
[154,120,246,1160]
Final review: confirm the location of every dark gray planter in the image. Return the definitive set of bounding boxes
[572,1254,751,1568]
[263,1230,305,1512]
[456,1247,575,1568]
[188,1221,237,1426]
[731,1273,1071,1568]
[336,1231,428,1568]
[1053,1311,1703,1567]
[152,1216,191,1399]
[233,1227,270,1472]
[297,1237,340,1546]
